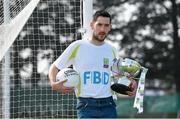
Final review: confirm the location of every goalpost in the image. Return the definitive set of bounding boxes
[0,0,93,118]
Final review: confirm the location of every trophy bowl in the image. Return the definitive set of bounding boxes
[111,58,141,95]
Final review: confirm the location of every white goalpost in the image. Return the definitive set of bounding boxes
[82,0,93,39]
[0,0,93,118]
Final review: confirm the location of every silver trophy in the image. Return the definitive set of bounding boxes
[111,58,141,94]
[111,58,148,113]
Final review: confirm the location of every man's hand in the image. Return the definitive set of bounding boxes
[51,80,74,94]
[126,79,137,97]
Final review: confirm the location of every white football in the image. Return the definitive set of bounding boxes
[56,68,80,88]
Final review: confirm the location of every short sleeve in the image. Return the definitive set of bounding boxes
[54,41,80,70]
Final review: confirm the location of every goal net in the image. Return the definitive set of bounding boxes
[0,0,92,118]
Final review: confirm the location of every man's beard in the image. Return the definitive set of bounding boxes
[93,33,107,42]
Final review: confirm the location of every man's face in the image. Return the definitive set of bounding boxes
[91,16,111,42]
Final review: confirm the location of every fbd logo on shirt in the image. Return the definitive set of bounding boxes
[103,58,109,68]
[83,71,109,85]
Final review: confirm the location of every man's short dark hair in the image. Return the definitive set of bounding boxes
[93,10,111,23]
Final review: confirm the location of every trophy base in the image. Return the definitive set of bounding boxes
[111,83,131,95]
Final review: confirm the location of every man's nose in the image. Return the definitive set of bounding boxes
[100,26,106,32]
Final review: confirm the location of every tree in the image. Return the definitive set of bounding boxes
[171,0,180,112]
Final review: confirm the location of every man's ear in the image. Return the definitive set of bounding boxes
[90,22,94,29]
[107,24,112,33]
[109,24,112,32]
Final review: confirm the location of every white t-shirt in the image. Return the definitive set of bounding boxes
[54,39,117,98]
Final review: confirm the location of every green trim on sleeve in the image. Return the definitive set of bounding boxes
[112,48,116,59]
[68,44,81,62]
[67,44,81,97]
[76,76,81,97]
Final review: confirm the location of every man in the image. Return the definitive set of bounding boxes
[48,10,137,118]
